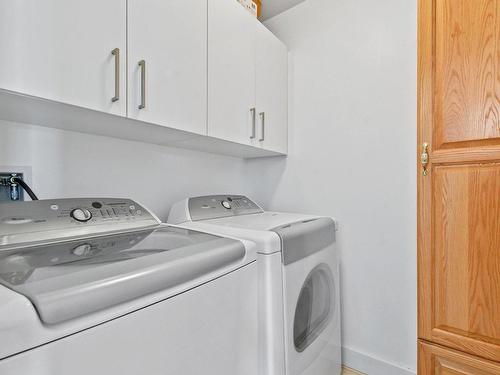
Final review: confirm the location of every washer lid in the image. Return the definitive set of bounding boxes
[0,226,246,325]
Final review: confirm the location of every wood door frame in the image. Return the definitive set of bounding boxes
[417,0,434,343]
[417,0,500,364]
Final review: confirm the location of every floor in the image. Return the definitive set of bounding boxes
[342,367,366,375]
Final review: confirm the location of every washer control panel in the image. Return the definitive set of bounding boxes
[188,195,263,221]
[0,198,160,248]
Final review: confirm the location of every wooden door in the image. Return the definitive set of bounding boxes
[128,0,207,135]
[0,0,126,116]
[418,0,500,369]
[255,22,288,154]
[208,0,256,145]
[419,341,500,375]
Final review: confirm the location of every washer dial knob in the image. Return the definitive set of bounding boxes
[72,243,92,256]
[70,208,92,222]
[221,200,232,209]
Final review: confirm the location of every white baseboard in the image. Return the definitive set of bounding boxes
[342,347,416,375]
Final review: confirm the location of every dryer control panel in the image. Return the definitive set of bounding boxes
[0,198,160,249]
[187,195,263,222]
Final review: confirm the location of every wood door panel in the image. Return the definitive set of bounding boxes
[419,341,500,375]
[435,0,500,149]
[431,164,500,358]
[419,0,500,371]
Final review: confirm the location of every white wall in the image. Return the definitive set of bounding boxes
[0,120,250,221]
[246,0,417,373]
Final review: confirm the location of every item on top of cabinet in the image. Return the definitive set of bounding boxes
[253,0,261,18]
[236,0,258,18]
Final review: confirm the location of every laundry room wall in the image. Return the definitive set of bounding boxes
[0,120,250,220]
[245,0,417,374]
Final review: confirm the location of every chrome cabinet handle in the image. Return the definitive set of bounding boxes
[259,112,265,141]
[111,48,120,102]
[250,108,256,139]
[138,60,146,109]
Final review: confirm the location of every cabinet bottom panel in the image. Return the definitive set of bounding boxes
[418,340,500,375]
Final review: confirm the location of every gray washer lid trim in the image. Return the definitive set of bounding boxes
[272,217,335,265]
[13,237,245,325]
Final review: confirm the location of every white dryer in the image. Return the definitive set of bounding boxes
[0,198,258,375]
[168,195,341,375]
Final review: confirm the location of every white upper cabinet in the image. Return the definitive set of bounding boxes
[208,0,256,145]
[128,0,207,135]
[208,0,287,152]
[0,0,126,116]
[0,0,287,157]
[255,23,288,154]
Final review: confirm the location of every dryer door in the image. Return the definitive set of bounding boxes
[293,264,334,352]
[274,218,341,375]
[282,247,341,375]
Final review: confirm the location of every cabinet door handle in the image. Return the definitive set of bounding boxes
[421,142,429,176]
[138,60,146,109]
[259,112,265,141]
[111,48,120,102]
[250,108,256,139]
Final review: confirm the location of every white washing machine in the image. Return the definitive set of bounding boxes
[0,198,258,375]
[168,195,341,375]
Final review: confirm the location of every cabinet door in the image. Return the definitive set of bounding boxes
[208,0,256,144]
[0,0,126,115]
[128,0,207,135]
[418,341,500,375]
[256,23,288,154]
[418,0,500,364]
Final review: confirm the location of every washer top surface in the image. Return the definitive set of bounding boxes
[0,225,246,325]
[0,198,255,359]
[168,195,321,229]
[204,211,321,231]
[168,195,335,255]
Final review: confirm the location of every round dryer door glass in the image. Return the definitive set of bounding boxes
[293,264,334,352]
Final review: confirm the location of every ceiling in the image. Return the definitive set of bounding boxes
[260,0,307,20]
